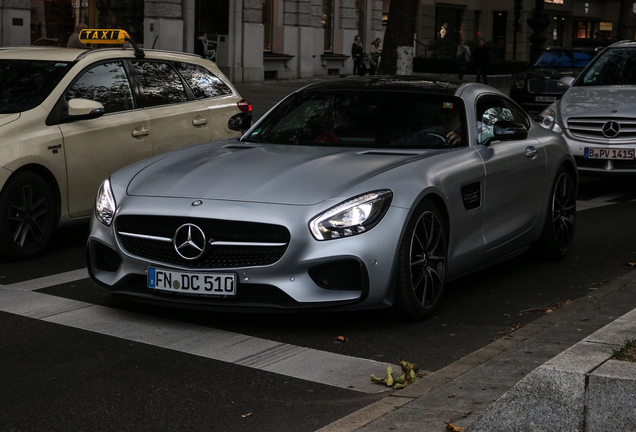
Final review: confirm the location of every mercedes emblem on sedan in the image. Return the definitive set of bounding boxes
[173,223,206,260]
[602,120,620,138]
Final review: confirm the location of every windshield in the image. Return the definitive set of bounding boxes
[533,50,596,68]
[579,48,636,86]
[243,90,466,149]
[0,60,74,114]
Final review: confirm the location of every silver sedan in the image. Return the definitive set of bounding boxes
[87,77,577,320]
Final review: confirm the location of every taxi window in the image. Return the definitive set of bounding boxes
[0,60,73,114]
[66,61,134,114]
[132,61,188,107]
[172,62,233,99]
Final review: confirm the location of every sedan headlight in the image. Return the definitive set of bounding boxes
[95,179,116,226]
[309,190,393,240]
[539,106,563,134]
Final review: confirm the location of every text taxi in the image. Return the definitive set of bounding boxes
[0,29,251,260]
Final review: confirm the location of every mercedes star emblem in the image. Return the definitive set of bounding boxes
[173,223,206,260]
[602,120,620,138]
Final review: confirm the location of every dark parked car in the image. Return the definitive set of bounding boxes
[510,46,599,112]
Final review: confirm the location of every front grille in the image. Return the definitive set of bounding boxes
[116,215,290,268]
[527,79,563,95]
[567,117,636,142]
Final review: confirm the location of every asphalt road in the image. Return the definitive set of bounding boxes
[2,78,636,431]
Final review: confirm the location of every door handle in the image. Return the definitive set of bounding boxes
[132,128,150,138]
[193,117,208,126]
[525,146,538,158]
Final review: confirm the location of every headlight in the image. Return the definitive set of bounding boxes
[95,179,116,226]
[539,106,563,134]
[309,190,393,240]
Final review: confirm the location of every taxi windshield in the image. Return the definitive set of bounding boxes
[242,90,467,149]
[0,60,74,113]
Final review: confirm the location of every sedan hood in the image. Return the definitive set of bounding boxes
[0,113,20,127]
[560,86,636,118]
[524,67,582,80]
[127,142,429,205]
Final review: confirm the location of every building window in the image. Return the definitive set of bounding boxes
[436,6,465,42]
[263,0,272,51]
[31,0,94,46]
[323,0,333,52]
[575,21,593,39]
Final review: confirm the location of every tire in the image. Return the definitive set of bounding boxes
[534,167,576,261]
[0,171,57,260]
[393,199,448,321]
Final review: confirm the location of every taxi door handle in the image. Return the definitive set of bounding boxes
[525,146,538,158]
[132,128,150,138]
[193,117,208,126]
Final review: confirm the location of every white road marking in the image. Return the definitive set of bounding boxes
[577,192,629,211]
[0,273,391,394]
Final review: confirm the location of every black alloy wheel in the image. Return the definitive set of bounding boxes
[535,167,576,260]
[394,199,448,321]
[0,171,57,260]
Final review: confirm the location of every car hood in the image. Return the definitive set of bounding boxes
[523,67,582,80]
[0,113,20,127]
[126,142,431,205]
[560,86,636,119]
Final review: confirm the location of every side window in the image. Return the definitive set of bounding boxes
[173,62,233,99]
[476,96,529,144]
[66,61,134,114]
[132,61,188,107]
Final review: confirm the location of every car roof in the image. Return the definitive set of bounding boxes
[0,46,205,63]
[543,46,599,52]
[606,40,636,49]
[299,76,462,95]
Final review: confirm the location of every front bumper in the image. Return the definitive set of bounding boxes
[87,195,409,312]
[564,135,636,175]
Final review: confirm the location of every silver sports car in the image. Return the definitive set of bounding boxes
[87,77,577,320]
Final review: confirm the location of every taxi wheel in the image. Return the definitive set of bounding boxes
[394,199,448,321]
[0,172,57,260]
[534,167,576,261]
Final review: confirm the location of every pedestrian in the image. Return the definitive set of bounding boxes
[67,23,88,49]
[351,35,363,76]
[195,31,209,58]
[369,38,382,75]
[474,38,490,85]
[456,39,471,80]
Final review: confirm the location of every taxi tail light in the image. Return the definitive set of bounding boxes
[238,99,252,113]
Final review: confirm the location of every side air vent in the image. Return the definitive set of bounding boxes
[461,182,481,210]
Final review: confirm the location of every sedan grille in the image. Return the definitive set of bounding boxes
[116,215,290,269]
[527,79,563,95]
[566,117,636,142]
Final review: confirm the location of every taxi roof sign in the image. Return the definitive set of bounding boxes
[79,29,131,44]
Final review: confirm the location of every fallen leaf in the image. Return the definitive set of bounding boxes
[446,423,463,431]
[629,262,636,267]
[335,336,349,342]
[397,357,419,373]
[241,413,252,418]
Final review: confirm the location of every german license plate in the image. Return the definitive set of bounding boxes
[584,148,635,160]
[535,96,557,102]
[148,267,237,296]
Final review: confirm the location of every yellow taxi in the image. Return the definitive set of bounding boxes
[0,30,251,260]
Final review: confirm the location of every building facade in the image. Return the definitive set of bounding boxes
[0,0,625,83]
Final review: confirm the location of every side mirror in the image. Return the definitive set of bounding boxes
[493,120,528,141]
[228,112,252,134]
[63,98,105,122]
[557,76,575,89]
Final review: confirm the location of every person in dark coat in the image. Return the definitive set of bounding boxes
[474,38,491,85]
[456,39,471,80]
[351,35,364,76]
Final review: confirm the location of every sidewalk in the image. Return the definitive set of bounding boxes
[315,268,636,432]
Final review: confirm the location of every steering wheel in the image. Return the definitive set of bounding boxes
[424,132,447,144]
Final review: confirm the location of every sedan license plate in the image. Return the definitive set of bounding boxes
[148,267,236,296]
[584,148,635,160]
[535,96,557,102]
